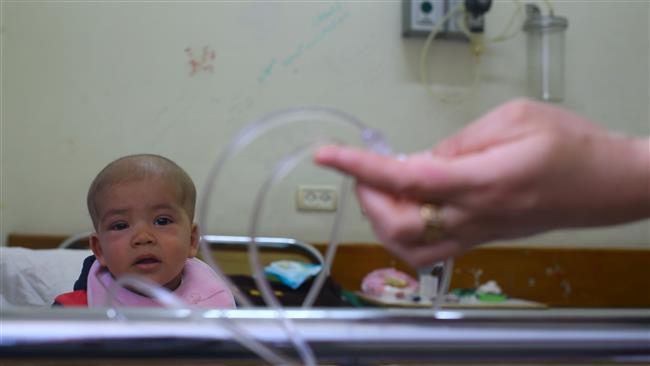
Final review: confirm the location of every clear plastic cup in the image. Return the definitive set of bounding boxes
[524,7,569,102]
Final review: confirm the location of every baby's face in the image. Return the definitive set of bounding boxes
[90,178,198,291]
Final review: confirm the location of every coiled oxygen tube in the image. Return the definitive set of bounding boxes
[196,107,391,366]
[196,106,392,309]
[194,106,455,364]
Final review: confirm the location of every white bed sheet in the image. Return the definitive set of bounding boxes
[0,247,92,306]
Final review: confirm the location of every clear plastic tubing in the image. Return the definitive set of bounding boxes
[196,106,455,363]
[197,107,391,309]
[196,107,391,366]
[247,138,348,309]
[107,276,292,365]
[247,139,337,366]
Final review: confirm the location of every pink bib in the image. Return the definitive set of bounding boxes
[87,258,236,308]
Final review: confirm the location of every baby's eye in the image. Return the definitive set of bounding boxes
[110,222,129,231]
[154,217,173,226]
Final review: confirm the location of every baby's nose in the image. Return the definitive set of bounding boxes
[132,227,156,246]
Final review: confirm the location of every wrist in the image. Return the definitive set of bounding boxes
[603,135,650,223]
[566,132,650,228]
[631,137,650,214]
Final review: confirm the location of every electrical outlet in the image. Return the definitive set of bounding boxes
[402,0,486,39]
[296,185,337,212]
[402,0,445,37]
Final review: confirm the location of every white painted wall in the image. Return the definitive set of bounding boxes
[2,1,648,248]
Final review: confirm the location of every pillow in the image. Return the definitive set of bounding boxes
[0,247,92,306]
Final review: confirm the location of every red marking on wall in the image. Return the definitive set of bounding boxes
[185,46,216,76]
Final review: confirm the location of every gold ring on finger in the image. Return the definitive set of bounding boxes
[420,203,445,242]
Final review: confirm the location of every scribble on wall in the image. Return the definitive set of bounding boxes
[258,3,349,84]
[186,46,216,76]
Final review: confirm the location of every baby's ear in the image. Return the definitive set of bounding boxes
[89,233,107,266]
[189,224,199,258]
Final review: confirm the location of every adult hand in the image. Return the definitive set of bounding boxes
[315,99,649,267]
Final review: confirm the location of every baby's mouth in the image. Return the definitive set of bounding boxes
[133,255,161,269]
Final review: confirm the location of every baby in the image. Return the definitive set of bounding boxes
[53,154,235,308]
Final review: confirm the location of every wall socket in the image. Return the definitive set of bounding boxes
[296,185,337,212]
[402,0,446,37]
[402,0,485,39]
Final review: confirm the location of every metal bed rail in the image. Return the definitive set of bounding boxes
[1,307,648,364]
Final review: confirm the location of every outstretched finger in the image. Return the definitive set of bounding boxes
[315,145,470,202]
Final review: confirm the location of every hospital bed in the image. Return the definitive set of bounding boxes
[1,237,649,364]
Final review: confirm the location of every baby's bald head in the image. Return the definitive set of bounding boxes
[87,154,196,229]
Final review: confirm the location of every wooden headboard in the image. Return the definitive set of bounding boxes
[7,233,650,308]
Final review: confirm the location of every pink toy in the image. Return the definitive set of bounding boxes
[361,268,418,300]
